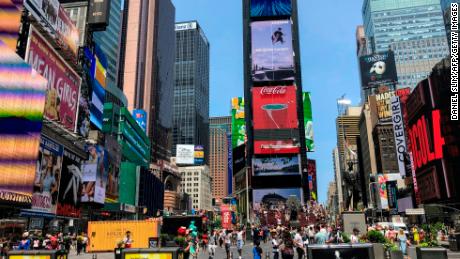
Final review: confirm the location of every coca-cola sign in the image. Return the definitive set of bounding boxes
[260,86,287,95]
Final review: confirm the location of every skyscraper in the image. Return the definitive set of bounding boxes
[123,0,175,162]
[173,21,210,163]
[362,0,450,88]
[209,116,232,202]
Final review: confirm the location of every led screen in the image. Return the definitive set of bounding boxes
[81,144,108,204]
[251,20,294,82]
[252,86,298,129]
[56,149,83,217]
[0,40,47,204]
[359,51,397,89]
[303,92,315,151]
[254,140,300,155]
[250,0,292,17]
[253,188,302,211]
[26,26,81,132]
[253,156,300,176]
[231,97,245,148]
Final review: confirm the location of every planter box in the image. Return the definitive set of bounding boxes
[415,247,447,259]
[390,250,404,259]
[372,243,385,259]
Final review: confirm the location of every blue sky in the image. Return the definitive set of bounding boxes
[171,0,364,203]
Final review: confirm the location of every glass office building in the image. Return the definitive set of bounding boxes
[173,21,210,163]
[362,0,450,88]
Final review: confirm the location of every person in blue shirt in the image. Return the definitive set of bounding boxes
[253,240,263,259]
[18,232,31,250]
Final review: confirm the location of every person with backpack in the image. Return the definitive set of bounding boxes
[252,240,263,259]
[280,230,295,259]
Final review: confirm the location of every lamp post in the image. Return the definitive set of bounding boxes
[337,95,351,211]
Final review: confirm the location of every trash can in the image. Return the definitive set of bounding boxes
[114,248,123,259]
[449,234,460,251]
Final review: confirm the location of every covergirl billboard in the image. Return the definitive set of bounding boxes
[252,86,298,130]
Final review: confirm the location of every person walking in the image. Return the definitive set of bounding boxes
[236,228,245,259]
[252,240,263,259]
[208,230,217,258]
[294,227,305,259]
[397,229,408,255]
[18,232,31,250]
[123,231,133,248]
[271,229,280,259]
[224,230,232,259]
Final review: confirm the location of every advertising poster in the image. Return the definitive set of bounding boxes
[253,188,302,211]
[76,95,90,138]
[194,145,204,165]
[387,180,398,215]
[307,159,317,201]
[133,109,147,132]
[56,149,83,218]
[227,133,233,194]
[221,205,233,230]
[251,20,294,82]
[105,136,121,202]
[26,26,81,132]
[176,145,195,165]
[391,96,408,177]
[32,136,63,214]
[303,92,315,151]
[375,90,395,121]
[378,174,389,210]
[253,156,300,176]
[24,0,79,58]
[252,86,298,129]
[0,0,23,51]
[81,144,107,204]
[250,0,292,18]
[231,97,245,148]
[359,51,397,89]
[0,40,47,204]
[84,46,107,130]
[254,140,300,155]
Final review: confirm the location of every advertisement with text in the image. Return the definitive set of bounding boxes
[359,51,397,89]
[26,26,81,132]
[251,20,294,82]
[253,156,300,176]
[254,140,300,155]
[252,86,298,129]
[56,149,83,217]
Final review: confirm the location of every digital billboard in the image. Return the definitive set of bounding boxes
[24,0,79,58]
[105,136,121,203]
[133,109,147,132]
[56,149,83,217]
[303,92,315,152]
[84,46,107,130]
[253,156,300,176]
[252,86,298,129]
[307,159,317,201]
[378,174,389,210]
[253,188,302,211]
[176,144,195,165]
[254,140,300,155]
[26,26,81,132]
[81,144,108,204]
[251,20,294,82]
[231,97,245,148]
[233,144,246,173]
[194,145,204,165]
[359,51,397,89]
[32,136,63,214]
[250,0,292,17]
[0,40,47,204]
[0,0,23,51]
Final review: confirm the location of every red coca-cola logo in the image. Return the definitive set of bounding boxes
[260,86,287,95]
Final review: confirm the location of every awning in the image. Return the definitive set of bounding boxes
[20,209,56,219]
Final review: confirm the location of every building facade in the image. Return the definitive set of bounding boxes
[362,0,450,88]
[173,21,210,163]
[179,165,212,211]
[123,0,175,162]
[209,116,232,202]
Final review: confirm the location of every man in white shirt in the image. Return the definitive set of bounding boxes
[294,227,305,259]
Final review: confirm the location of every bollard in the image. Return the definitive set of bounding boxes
[92,253,97,259]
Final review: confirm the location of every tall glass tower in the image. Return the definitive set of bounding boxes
[362,0,450,88]
[173,21,210,163]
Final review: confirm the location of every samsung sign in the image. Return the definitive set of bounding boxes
[391,96,407,177]
[175,22,197,31]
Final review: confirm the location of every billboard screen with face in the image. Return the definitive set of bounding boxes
[251,20,294,82]
[359,51,397,89]
[32,136,63,214]
[0,40,47,205]
[252,86,298,130]
[253,156,300,176]
[253,188,302,211]
[81,145,107,204]
[254,140,300,155]
[26,26,81,132]
[250,0,292,17]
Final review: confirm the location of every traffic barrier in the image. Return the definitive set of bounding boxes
[307,244,375,259]
[8,250,68,259]
[122,248,180,259]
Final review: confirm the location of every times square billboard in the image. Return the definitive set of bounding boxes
[250,0,292,17]
[0,40,47,205]
[253,155,300,177]
[359,51,397,89]
[252,86,298,130]
[251,20,294,82]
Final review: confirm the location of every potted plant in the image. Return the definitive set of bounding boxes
[416,241,448,259]
[367,230,386,259]
[386,243,403,259]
